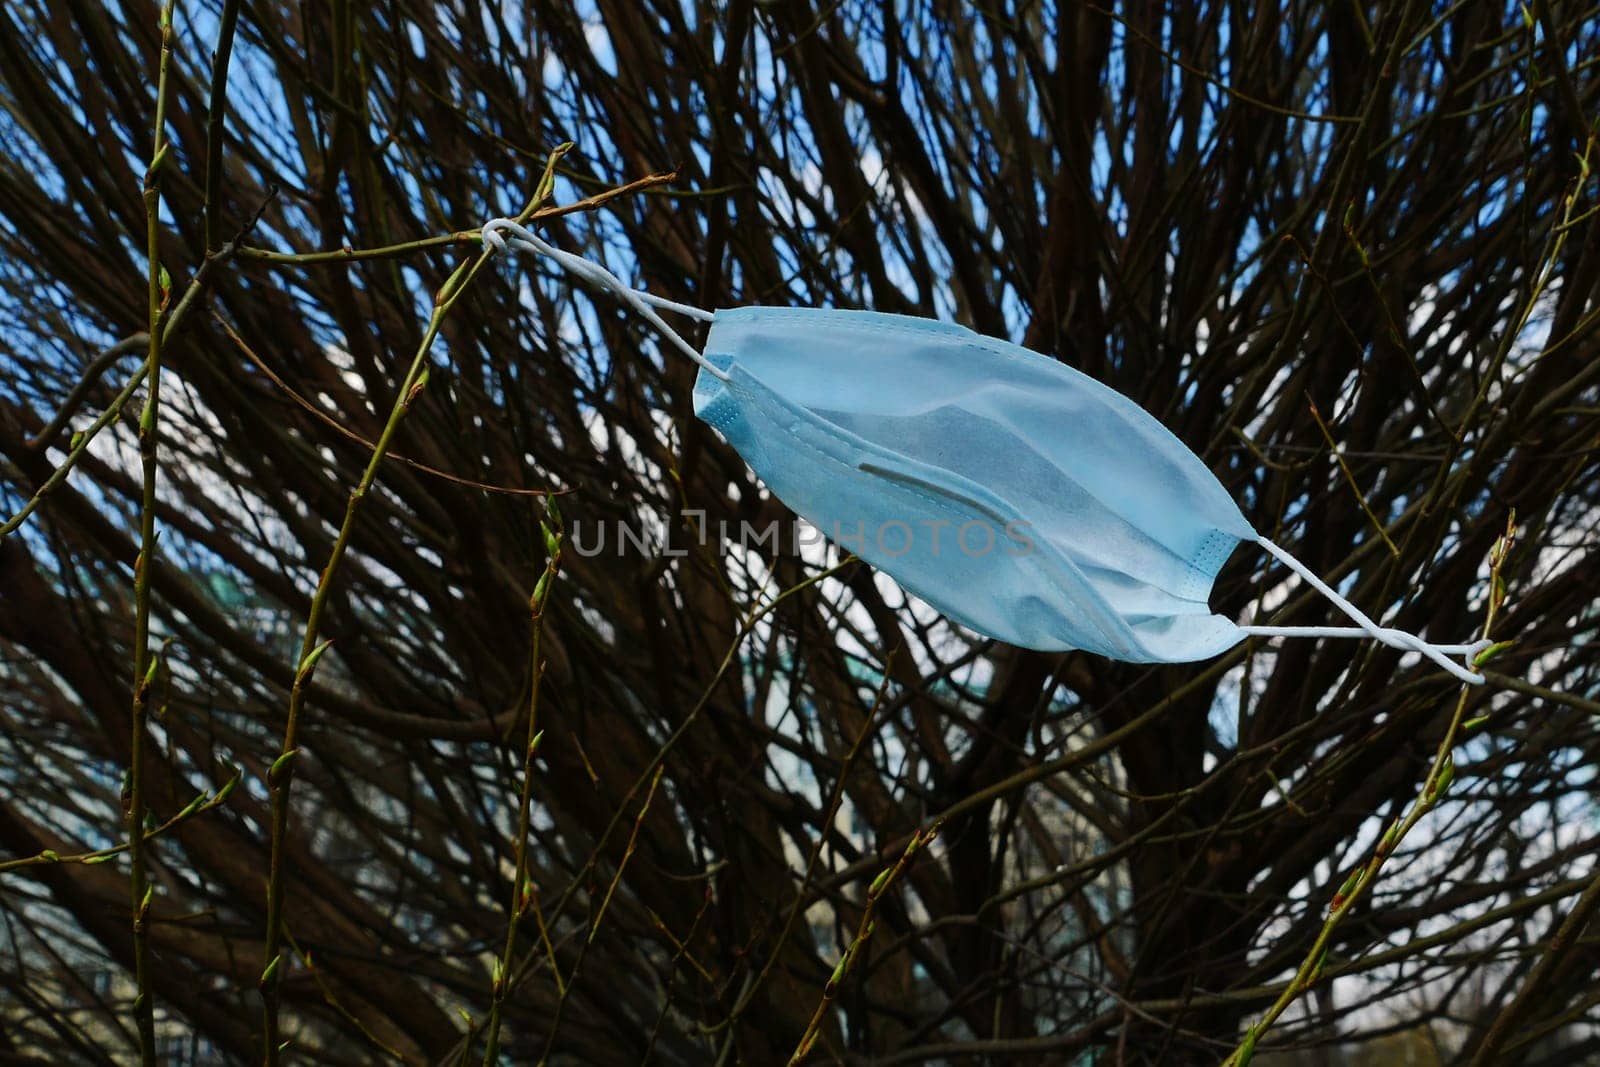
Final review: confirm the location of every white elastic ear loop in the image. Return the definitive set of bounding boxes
[1240,535,1490,685]
[480,217,728,382]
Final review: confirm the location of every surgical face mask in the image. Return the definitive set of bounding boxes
[481,218,1489,685]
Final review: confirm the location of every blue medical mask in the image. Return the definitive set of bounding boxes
[482,219,1489,685]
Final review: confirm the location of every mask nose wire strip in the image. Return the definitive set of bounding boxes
[1239,535,1491,685]
[480,217,728,382]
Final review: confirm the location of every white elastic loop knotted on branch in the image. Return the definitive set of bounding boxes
[1241,535,1490,685]
[480,217,727,381]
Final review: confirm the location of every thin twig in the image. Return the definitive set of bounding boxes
[0,772,239,875]
[786,820,943,1065]
[285,930,406,1062]
[212,315,559,498]
[126,6,177,1061]
[237,167,678,265]
[641,886,716,1064]
[1307,399,1399,558]
[481,518,560,1064]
